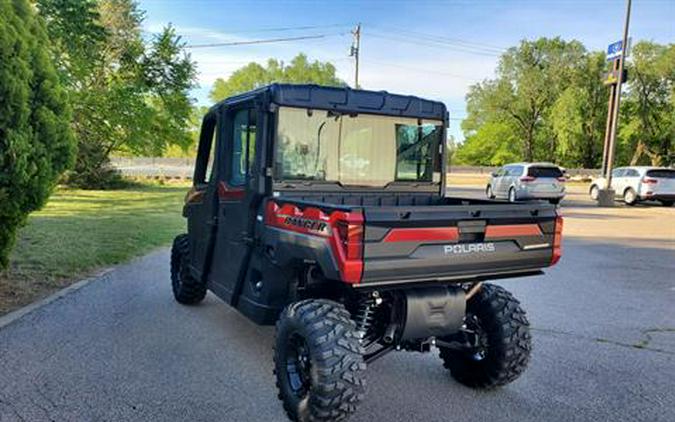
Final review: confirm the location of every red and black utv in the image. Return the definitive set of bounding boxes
[171,84,563,421]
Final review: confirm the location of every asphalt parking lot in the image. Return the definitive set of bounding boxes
[0,185,673,421]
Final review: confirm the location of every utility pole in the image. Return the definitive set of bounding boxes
[606,0,631,185]
[350,23,361,89]
[598,0,631,206]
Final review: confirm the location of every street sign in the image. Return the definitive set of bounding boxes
[603,69,628,86]
[606,38,631,61]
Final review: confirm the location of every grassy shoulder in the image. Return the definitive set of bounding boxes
[0,182,189,316]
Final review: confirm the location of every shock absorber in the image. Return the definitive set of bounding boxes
[354,291,381,340]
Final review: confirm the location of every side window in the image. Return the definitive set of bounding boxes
[501,166,512,177]
[625,169,639,177]
[193,114,217,185]
[506,166,521,176]
[230,109,257,186]
[612,168,625,178]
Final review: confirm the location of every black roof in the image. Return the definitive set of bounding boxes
[212,83,447,121]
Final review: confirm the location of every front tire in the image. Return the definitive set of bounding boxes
[274,299,366,422]
[623,188,637,206]
[660,200,673,207]
[486,185,495,199]
[549,198,561,205]
[438,283,532,389]
[170,234,207,305]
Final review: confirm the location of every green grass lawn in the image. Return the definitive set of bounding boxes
[0,182,189,316]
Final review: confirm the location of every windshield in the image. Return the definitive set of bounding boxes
[275,107,442,186]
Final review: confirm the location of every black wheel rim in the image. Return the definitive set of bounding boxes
[465,314,489,361]
[285,333,312,398]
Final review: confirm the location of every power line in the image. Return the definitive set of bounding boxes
[363,59,483,82]
[212,23,353,34]
[186,33,347,49]
[369,24,506,52]
[367,32,500,57]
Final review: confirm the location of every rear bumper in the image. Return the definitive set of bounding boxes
[355,268,545,288]
[516,190,565,200]
[641,193,675,201]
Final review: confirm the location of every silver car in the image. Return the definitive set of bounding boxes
[486,162,566,204]
[589,166,675,206]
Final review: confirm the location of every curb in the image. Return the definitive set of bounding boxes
[0,267,113,330]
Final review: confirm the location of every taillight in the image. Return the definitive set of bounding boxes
[642,177,658,184]
[330,210,364,284]
[551,214,563,266]
[557,177,566,182]
[520,176,536,182]
[336,220,363,260]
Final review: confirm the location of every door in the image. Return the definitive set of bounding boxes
[208,107,258,302]
[185,112,219,277]
[622,168,640,194]
[493,166,509,197]
[610,168,626,196]
[502,165,522,196]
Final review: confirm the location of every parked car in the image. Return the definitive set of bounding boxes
[486,162,566,204]
[171,84,563,421]
[589,166,675,206]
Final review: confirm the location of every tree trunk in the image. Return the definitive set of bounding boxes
[523,130,534,162]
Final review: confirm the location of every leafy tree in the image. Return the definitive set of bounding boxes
[454,122,520,166]
[619,41,674,166]
[462,38,587,163]
[36,0,197,188]
[0,0,76,268]
[210,53,344,102]
[550,52,608,168]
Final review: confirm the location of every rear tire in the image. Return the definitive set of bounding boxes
[438,283,532,389]
[508,187,517,203]
[274,299,366,422]
[170,234,207,305]
[486,185,495,199]
[623,188,637,206]
[660,200,673,207]
[589,185,599,201]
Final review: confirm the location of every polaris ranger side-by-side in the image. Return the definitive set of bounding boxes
[171,84,563,421]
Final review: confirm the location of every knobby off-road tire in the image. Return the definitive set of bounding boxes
[439,283,532,389]
[170,234,207,305]
[274,299,366,422]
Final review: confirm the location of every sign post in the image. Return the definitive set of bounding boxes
[597,0,632,207]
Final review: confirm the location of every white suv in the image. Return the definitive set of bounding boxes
[589,167,675,206]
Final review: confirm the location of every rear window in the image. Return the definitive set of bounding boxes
[528,166,563,178]
[646,169,675,179]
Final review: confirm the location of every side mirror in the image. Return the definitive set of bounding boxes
[491,172,499,177]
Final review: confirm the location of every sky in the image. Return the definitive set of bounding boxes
[140,0,674,141]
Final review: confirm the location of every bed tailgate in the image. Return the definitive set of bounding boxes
[360,203,562,286]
